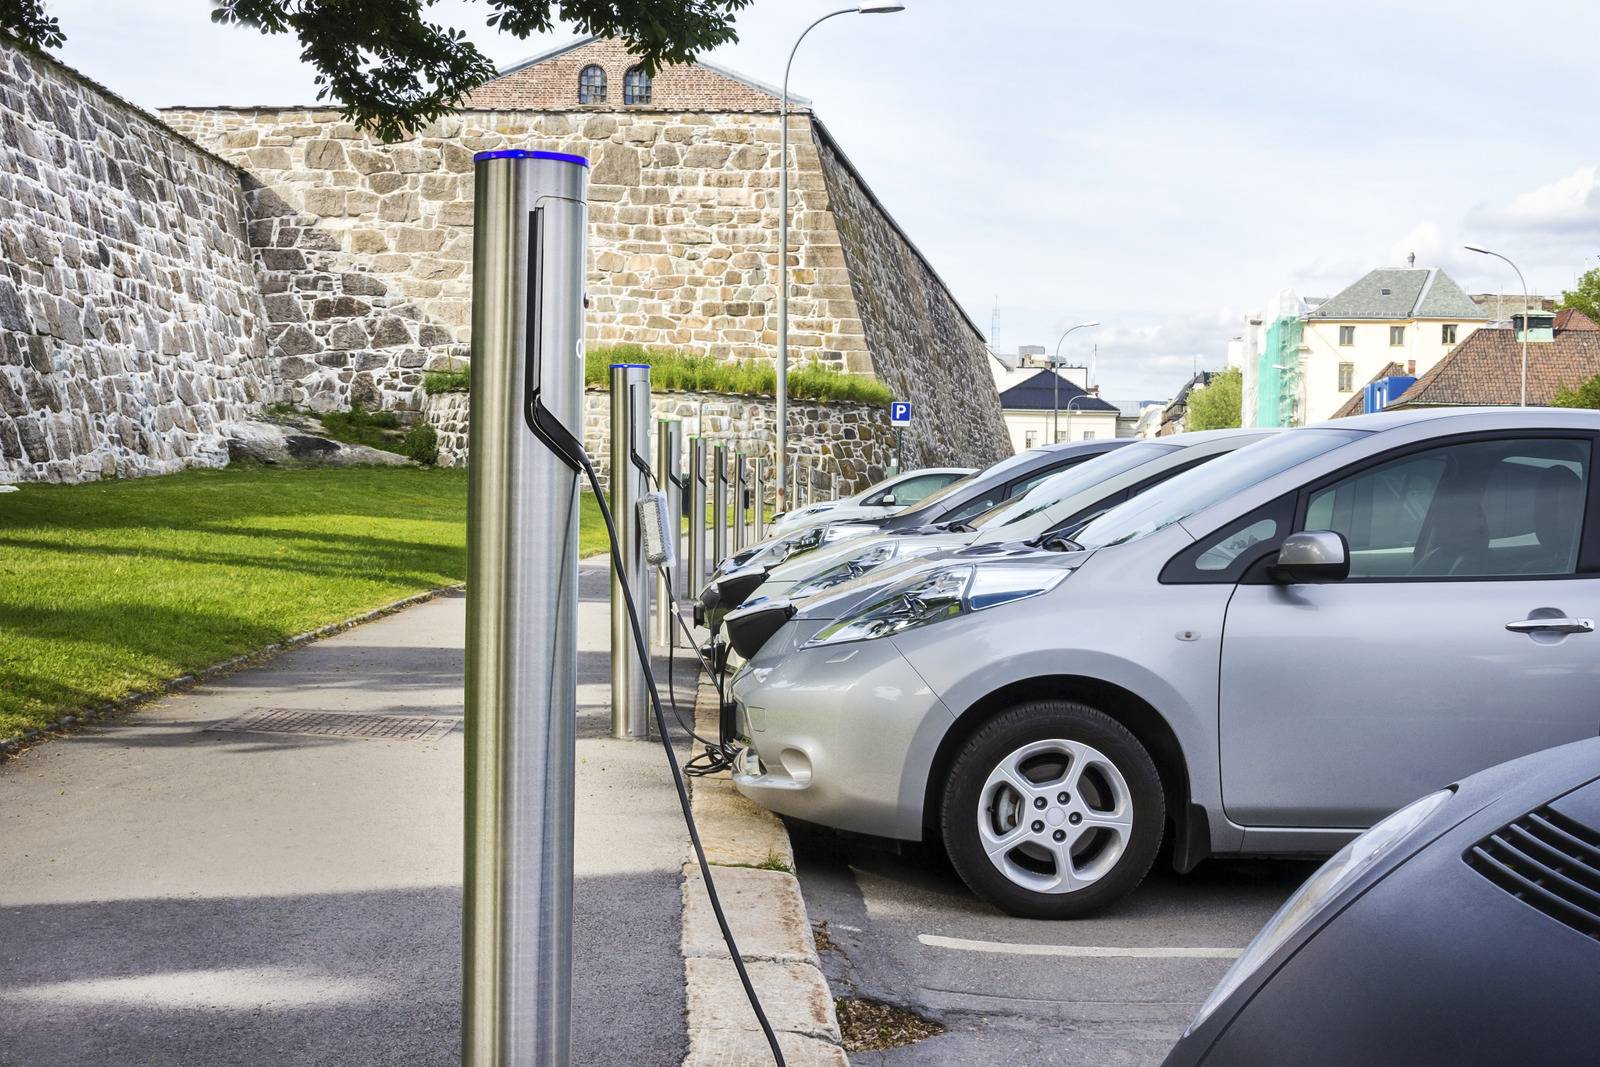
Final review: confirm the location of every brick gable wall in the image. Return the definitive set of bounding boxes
[465,37,779,113]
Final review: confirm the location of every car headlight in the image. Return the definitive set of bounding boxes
[790,541,944,598]
[820,523,877,545]
[805,563,1070,648]
[1186,787,1455,1033]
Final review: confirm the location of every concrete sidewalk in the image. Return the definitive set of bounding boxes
[0,561,694,1066]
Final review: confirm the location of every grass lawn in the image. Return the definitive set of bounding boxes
[0,464,607,740]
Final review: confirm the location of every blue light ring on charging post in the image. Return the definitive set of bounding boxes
[474,149,590,167]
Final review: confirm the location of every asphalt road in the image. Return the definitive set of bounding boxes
[790,824,1319,1066]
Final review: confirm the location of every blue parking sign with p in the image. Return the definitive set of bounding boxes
[890,401,912,427]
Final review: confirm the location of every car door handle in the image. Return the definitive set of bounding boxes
[1505,617,1595,635]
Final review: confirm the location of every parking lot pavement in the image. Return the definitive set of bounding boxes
[789,824,1318,1066]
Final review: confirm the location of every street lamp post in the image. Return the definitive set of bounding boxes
[778,1,905,514]
[1063,392,1091,442]
[1050,321,1100,441]
[1465,245,1530,407]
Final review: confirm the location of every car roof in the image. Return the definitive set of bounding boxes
[892,466,974,476]
[1159,427,1280,444]
[1311,406,1600,433]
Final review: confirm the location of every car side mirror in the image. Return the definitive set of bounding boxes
[1272,530,1350,583]
[878,494,896,507]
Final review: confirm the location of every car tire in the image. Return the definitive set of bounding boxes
[940,701,1164,919]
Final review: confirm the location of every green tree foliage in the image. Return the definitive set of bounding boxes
[2,1,751,142]
[1185,367,1242,430]
[0,0,62,49]
[1557,268,1600,328]
[1552,373,1600,410]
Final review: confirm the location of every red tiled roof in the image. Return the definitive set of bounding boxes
[1554,308,1600,332]
[1390,324,1600,408]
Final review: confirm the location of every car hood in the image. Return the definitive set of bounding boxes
[778,540,1094,625]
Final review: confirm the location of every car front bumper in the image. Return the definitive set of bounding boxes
[729,628,955,841]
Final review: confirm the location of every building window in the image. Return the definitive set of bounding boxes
[1024,430,1038,447]
[1339,325,1355,346]
[1441,324,1457,344]
[1338,362,1354,391]
[1389,325,1405,346]
[623,65,652,105]
[578,65,606,104]
[1082,430,1096,440]
[1055,431,1069,443]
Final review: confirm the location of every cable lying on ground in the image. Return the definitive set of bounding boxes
[581,453,786,1067]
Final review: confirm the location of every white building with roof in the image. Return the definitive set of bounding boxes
[1299,266,1488,422]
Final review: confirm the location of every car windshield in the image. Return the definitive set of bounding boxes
[1072,428,1364,549]
[896,447,1043,518]
[973,442,1180,530]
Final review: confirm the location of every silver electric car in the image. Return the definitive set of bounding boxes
[729,408,1600,918]
[768,466,972,535]
[746,430,1275,610]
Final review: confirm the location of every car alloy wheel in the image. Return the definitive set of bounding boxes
[942,701,1163,918]
[977,738,1134,894]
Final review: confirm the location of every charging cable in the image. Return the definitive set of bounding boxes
[656,565,740,777]
[578,453,786,1066]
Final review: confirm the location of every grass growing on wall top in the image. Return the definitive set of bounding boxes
[586,344,894,405]
[422,346,893,406]
[0,465,608,740]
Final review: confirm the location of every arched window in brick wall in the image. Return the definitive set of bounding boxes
[578,65,607,104]
[623,65,652,105]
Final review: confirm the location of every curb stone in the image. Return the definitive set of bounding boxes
[0,583,465,762]
[682,677,848,1067]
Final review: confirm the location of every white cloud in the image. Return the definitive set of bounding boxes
[1469,165,1600,234]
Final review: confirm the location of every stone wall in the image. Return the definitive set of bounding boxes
[161,37,1013,471]
[423,385,893,498]
[812,120,1011,471]
[0,40,271,483]
[159,105,862,414]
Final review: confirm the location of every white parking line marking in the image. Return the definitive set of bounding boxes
[918,934,1242,959]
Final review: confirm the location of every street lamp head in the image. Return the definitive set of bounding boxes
[1079,320,1102,329]
[857,0,906,11]
[1464,245,1491,255]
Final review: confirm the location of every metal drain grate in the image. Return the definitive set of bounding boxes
[207,709,459,742]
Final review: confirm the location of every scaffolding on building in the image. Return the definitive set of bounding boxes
[1253,290,1310,427]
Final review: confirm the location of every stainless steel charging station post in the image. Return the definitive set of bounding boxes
[610,363,651,740]
[711,443,728,567]
[788,455,799,516]
[751,456,765,540]
[687,435,707,589]
[732,451,748,552]
[654,419,682,647]
[464,149,587,1067]
[832,472,841,501]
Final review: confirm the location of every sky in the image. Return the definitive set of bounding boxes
[41,0,1600,402]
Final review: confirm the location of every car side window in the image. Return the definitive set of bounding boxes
[942,491,1005,524]
[1006,461,1084,501]
[1302,437,1590,579]
[1159,499,1294,584]
[869,473,953,507]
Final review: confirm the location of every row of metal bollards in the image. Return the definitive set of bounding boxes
[607,363,839,740]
